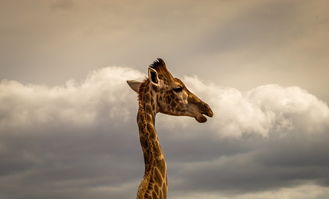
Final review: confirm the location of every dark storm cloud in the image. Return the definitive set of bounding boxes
[0,125,140,199]
[170,134,329,194]
[0,66,329,199]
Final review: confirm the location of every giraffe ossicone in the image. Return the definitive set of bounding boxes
[127,58,213,199]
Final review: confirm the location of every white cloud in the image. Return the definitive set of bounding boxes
[1,66,328,137]
[0,66,144,130]
[182,76,329,137]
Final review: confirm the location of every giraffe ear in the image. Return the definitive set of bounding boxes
[148,67,159,86]
[127,80,142,93]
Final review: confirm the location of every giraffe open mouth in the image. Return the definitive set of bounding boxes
[195,109,213,123]
[195,114,207,123]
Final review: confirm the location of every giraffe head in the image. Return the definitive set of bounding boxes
[127,58,213,123]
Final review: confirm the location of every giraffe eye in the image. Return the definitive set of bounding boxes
[173,87,183,93]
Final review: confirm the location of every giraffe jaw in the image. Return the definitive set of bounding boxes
[195,108,213,123]
[195,114,208,123]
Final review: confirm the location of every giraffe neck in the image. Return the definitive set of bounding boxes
[136,81,168,199]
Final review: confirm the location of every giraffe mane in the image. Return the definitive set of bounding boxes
[149,58,166,69]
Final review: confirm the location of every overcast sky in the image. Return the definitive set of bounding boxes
[0,0,329,199]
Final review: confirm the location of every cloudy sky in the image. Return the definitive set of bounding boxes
[0,0,329,199]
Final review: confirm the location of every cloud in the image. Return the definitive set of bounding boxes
[0,66,329,199]
[181,76,329,137]
[0,66,143,129]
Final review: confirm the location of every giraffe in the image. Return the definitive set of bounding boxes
[127,58,213,199]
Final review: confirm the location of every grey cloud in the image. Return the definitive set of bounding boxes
[0,66,329,199]
[194,1,298,53]
[50,0,74,11]
[171,134,329,195]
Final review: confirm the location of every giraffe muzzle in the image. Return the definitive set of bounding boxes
[203,104,213,117]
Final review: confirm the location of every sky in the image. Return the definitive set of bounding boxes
[0,0,329,199]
